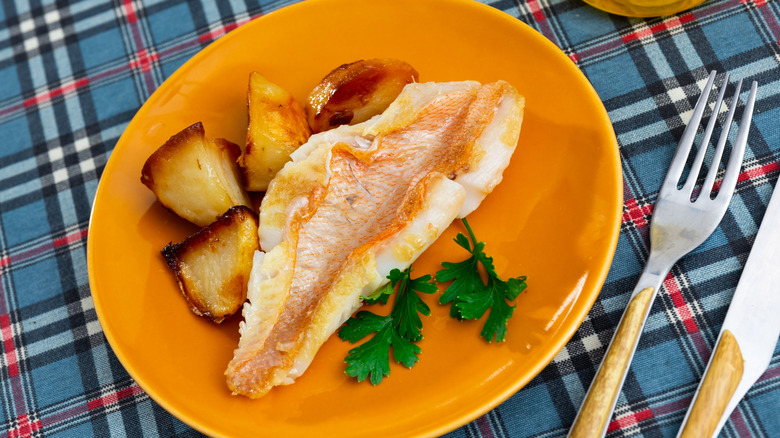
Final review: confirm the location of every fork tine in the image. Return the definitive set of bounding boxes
[682,73,730,196]
[662,71,717,192]
[699,78,742,199]
[714,80,757,201]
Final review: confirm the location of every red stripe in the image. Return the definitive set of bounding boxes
[574,0,728,63]
[476,415,495,438]
[678,13,696,25]
[157,38,200,58]
[2,243,54,270]
[11,384,144,432]
[5,11,261,116]
[578,37,624,61]
[622,13,694,43]
[606,397,689,434]
[199,22,240,43]
[622,198,653,228]
[197,14,260,44]
[689,330,713,367]
[122,0,137,24]
[729,409,754,437]
[129,48,160,73]
[525,0,547,23]
[23,78,90,108]
[87,385,144,410]
[0,229,87,274]
[1,313,19,378]
[53,229,89,248]
[0,102,25,118]
[39,403,88,428]
[607,407,654,432]
[759,364,780,382]
[664,274,700,334]
[8,414,42,437]
[624,161,779,229]
[713,161,780,191]
[649,396,693,415]
[738,161,779,183]
[749,0,780,46]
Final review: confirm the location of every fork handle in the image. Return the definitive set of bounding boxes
[569,286,656,438]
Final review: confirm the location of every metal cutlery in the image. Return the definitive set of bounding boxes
[568,71,758,438]
[676,159,779,438]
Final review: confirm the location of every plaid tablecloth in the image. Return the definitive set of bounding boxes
[1,0,779,437]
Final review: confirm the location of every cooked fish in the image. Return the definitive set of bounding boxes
[225,80,525,397]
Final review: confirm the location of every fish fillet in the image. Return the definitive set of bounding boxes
[226,80,525,397]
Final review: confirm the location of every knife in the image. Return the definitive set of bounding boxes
[677,180,780,438]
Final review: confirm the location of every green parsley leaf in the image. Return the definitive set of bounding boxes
[391,331,422,369]
[436,218,528,342]
[343,322,392,385]
[338,267,437,384]
[362,281,393,305]
[338,311,391,343]
[395,273,437,342]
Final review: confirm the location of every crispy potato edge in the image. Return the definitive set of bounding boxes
[160,205,259,323]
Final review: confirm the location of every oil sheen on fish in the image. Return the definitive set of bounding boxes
[225,80,525,397]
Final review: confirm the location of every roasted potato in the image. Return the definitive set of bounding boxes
[162,205,259,323]
[240,72,311,192]
[141,122,251,227]
[306,58,419,133]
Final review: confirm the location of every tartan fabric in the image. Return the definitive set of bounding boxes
[0,0,778,437]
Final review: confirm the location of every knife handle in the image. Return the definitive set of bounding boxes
[569,287,654,438]
[679,330,744,438]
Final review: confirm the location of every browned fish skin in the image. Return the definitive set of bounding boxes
[226,81,523,397]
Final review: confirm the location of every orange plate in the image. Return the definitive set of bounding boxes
[87,0,622,436]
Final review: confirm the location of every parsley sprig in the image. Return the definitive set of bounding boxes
[436,218,527,342]
[339,218,527,384]
[337,268,437,385]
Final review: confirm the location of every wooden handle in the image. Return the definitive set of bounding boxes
[679,330,744,438]
[569,287,654,438]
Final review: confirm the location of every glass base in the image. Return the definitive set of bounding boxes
[583,0,706,17]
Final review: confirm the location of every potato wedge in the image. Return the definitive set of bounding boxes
[241,72,311,192]
[306,58,419,133]
[162,205,259,323]
[141,122,251,227]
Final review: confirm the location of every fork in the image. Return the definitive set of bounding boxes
[568,71,758,438]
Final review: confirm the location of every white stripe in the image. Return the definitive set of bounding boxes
[609,97,657,123]
[40,105,59,142]
[137,400,160,436]
[105,411,128,437]
[57,190,78,229]
[0,157,37,181]
[72,8,117,33]
[0,178,41,203]
[617,120,669,146]
[53,44,74,82]
[25,331,74,357]
[20,307,69,333]
[644,42,675,79]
